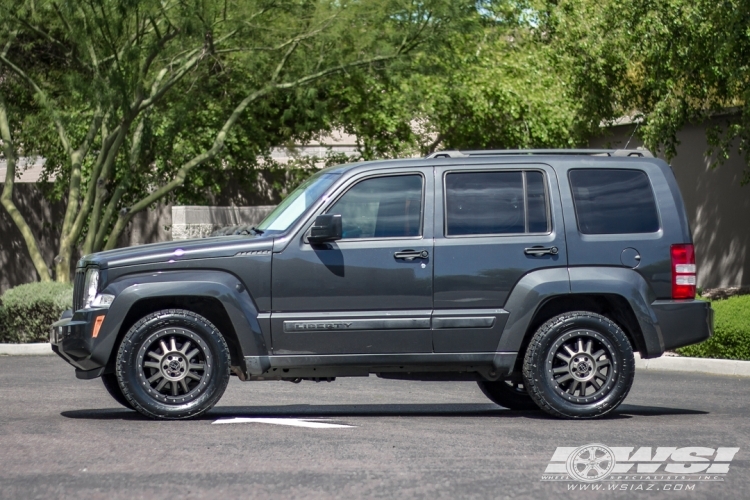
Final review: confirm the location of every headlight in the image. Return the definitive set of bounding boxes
[83,268,99,308]
[82,268,114,309]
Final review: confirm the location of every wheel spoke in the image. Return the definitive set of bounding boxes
[155,378,168,392]
[567,380,580,395]
[185,348,200,361]
[179,380,189,393]
[592,349,605,359]
[147,351,161,361]
[148,372,163,383]
[563,345,576,357]
[170,337,177,352]
[552,366,569,374]
[180,341,192,355]
[577,339,584,354]
[189,363,205,371]
[159,340,169,356]
[186,372,201,381]
[556,352,571,363]
[171,381,178,396]
[144,361,161,369]
[596,358,611,369]
[585,340,593,354]
[591,377,602,389]
[555,373,573,384]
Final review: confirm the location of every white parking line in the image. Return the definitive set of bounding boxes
[212,417,355,428]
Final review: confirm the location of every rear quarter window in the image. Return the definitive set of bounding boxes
[569,169,660,234]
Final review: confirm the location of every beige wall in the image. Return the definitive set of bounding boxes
[591,121,750,289]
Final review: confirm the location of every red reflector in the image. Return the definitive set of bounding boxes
[671,244,696,299]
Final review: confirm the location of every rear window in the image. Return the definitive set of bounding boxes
[569,169,659,234]
[445,170,550,236]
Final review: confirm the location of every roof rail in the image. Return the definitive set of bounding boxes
[425,148,654,159]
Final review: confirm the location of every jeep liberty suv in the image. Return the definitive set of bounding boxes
[51,149,713,419]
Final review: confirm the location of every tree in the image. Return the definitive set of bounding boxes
[0,0,468,282]
[543,0,750,183]
[329,1,588,159]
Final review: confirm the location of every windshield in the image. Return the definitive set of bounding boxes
[256,170,342,233]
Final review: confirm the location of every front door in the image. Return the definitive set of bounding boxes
[271,168,434,355]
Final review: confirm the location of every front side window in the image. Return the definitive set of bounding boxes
[445,170,550,236]
[327,174,423,239]
[257,170,342,233]
[569,169,660,234]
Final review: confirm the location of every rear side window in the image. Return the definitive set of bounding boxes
[569,169,659,234]
[445,170,549,236]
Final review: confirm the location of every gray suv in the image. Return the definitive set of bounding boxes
[51,149,713,419]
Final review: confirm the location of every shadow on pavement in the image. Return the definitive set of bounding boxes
[60,403,707,421]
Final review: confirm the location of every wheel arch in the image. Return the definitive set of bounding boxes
[90,271,269,374]
[497,266,665,374]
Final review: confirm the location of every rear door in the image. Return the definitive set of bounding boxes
[432,163,567,352]
[271,167,435,355]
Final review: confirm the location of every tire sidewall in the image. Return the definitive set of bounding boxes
[116,310,230,419]
[525,313,635,418]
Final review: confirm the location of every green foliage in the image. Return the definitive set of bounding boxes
[0,282,73,343]
[2,0,477,281]
[544,0,750,182]
[677,295,750,360]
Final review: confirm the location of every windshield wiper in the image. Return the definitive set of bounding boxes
[250,226,264,235]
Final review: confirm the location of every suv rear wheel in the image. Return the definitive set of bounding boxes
[522,311,634,419]
[115,309,230,420]
[477,378,538,410]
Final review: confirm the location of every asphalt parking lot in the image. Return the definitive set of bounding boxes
[0,355,748,500]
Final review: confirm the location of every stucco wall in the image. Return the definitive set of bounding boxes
[591,121,750,288]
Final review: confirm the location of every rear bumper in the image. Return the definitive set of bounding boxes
[652,299,713,351]
[51,309,109,378]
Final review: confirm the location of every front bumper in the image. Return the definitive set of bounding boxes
[652,299,714,351]
[51,308,110,379]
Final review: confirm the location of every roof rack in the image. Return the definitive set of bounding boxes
[425,149,654,159]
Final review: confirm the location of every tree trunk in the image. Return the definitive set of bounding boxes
[0,96,52,282]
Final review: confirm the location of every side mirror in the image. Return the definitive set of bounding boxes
[308,214,342,243]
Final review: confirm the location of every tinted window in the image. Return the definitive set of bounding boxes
[569,169,659,234]
[526,171,548,233]
[328,175,423,239]
[445,171,549,236]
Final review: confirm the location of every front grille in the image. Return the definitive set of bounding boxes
[73,269,86,311]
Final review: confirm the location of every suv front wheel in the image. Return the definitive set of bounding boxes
[116,309,231,420]
[522,311,634,419]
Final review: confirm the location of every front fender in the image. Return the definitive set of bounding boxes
[88,270,268,370]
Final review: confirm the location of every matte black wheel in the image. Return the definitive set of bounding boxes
[522,311,634,419]
[116,309,230,420]
[101,373,133,410]
[478,378,539,411]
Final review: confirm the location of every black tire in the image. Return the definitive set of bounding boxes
[522,311,635,419]
[477,378,539,410]
[116,309,231,420]
[101,373,134,410]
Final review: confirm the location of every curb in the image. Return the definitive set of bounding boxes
[0,343,55,356]
[634,353,750,377]
[1,343,749,377]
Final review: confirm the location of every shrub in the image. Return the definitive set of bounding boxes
[0,282,73,343]
[677,295,750,360]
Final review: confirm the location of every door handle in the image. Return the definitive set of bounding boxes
[524,246,559,256]
[394,250,429,261]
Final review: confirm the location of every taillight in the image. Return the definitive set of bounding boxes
[671,244,696,299]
